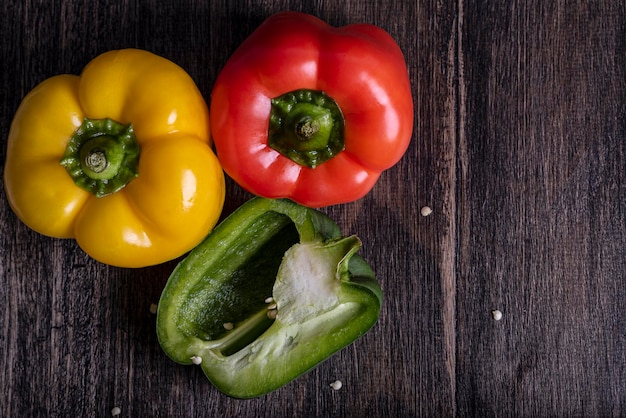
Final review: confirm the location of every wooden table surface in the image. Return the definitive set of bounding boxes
[1,1,624,416]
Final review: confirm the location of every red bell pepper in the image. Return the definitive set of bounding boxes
[210,11,414,207]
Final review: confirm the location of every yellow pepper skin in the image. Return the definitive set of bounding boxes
[4,49,225,268]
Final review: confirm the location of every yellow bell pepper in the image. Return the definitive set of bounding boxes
[4,49,225,268]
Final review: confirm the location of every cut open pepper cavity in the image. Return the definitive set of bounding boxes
[156,197,382,398]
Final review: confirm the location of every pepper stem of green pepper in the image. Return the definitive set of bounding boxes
[60,117,140,198]
[268,89,345,168]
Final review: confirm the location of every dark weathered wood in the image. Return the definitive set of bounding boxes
[456,1,626,416]
[0,0,623,416]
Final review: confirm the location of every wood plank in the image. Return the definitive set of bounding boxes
[456,0,626,415]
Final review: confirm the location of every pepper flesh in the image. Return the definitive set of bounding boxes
[3,49,225,267]
[156,197,382,398]
[210,11,414,207]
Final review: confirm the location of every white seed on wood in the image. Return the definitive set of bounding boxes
[491,310,503,321]
[420,206,433,217]
[111,406,121,416]
[223,322,234,330]
[330,380,343,390]
[191,356,202,365]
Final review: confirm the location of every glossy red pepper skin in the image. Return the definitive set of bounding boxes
[210,11,414,207]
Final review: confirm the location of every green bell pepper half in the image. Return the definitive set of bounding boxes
[156,197,382,398]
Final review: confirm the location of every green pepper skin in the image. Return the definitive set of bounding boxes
[156,197,382,398]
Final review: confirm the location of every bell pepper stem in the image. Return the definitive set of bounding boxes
[296,117,320,138]
[268,89,345,168]
[60,118,139,197]
[78,135,127,180]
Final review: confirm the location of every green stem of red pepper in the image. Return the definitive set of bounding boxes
[268,89,345,168]
[60,117,139,197]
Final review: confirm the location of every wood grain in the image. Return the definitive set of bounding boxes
[456,1,625,416]
[0,0,624,416]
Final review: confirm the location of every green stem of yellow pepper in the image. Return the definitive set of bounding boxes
[60,117,139,197]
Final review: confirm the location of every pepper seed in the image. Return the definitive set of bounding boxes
[491,310,503,321]
[420,206,433,217]
[223,322,234,330]
[267,309,277,320]
[264,296,274,304]
[191,356,202,365]
[330,380,343,390]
